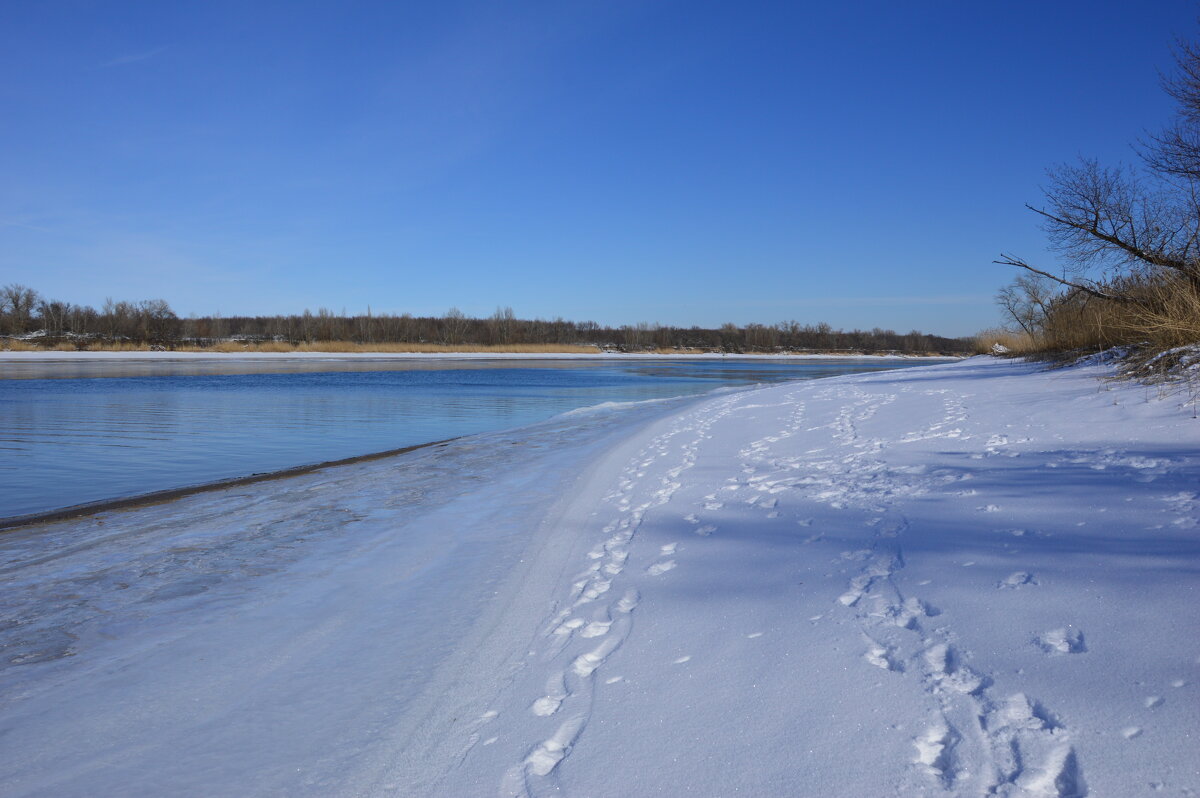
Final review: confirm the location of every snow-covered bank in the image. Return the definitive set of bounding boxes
[1,357,1197,796]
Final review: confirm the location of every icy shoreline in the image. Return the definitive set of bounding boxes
[1,357,1197,796]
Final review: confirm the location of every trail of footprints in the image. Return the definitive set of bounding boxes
[801,387,1088,797]
[724,384,1089,795]
[492,380,1184,796]
[497,394,744,797]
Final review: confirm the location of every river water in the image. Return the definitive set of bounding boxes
[0,357,942,519]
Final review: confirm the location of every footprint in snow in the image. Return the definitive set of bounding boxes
[913,718,959,786]
[694,524,717,536]
[1145,695,1164,709]
[1036,627,1087,655]
[646,560,676,576]
[531,672,568,716]
[522,715,587,777]
[998,571,1038,589]
[579,611,611,637]
[925,643,985,694]
[865,641,902,672]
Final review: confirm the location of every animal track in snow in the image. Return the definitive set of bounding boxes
[694,524,717,536]
[1145,695,1164,709]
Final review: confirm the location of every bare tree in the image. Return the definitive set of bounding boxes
[442,307,469,345]
[1,284,39,334]
[996,274,1055,337]
[36,298,71,335]
[999,37,1200,297]
[137,299,179,343]
[1146,38,1200,180]
[489,306,515,345]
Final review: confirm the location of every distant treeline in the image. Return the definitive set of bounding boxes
[0,284,971,354]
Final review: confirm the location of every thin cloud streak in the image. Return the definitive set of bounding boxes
[736,295,993,309]
[0,217,53,234]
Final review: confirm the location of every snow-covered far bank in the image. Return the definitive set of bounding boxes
[0,349,958,362]
[1,357,1197,797]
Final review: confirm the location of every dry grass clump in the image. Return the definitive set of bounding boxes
[987,273,1200,367]
[1035,274,1200,354]
[1120,275,1200,350]
[973,329,1039,355]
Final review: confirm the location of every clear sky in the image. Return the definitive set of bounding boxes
[2,1,1196,337]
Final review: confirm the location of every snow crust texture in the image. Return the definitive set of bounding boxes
[1,358,1198,797]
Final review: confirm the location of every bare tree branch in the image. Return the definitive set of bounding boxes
[993,254,1131,303]
[1025,203,1193,275]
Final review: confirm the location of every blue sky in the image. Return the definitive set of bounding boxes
[2,1,1196,337]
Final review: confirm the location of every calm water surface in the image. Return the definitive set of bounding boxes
[0,358,941,518]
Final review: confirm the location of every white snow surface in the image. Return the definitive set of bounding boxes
[1,356,1198,797]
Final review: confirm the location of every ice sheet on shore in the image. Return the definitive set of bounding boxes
[1,357,1197,797]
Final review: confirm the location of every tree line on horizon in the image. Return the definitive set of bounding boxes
[0,285,971,354]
